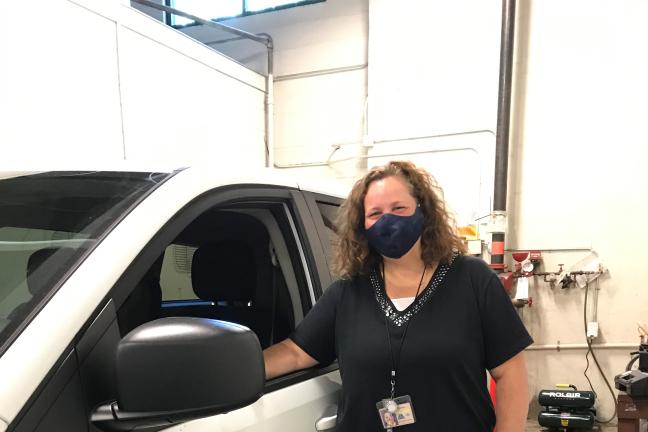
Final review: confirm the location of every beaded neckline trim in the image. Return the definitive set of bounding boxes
[370,255,456,327]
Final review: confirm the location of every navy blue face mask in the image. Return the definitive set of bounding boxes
[365,206,424,259]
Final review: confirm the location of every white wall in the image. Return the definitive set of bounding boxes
[179,0,496,218]
[368,0,501,140]
[180,0,369,181]
[366,0,501,225]
[0,0,124,161]
[117,8,266,166]
[509,0,648,420]
[0,0,266,167]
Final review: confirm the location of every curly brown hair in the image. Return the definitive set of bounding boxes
[332,160,466,278]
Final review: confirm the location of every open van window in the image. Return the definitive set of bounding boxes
[0,171,172,353]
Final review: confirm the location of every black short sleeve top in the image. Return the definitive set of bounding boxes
[290,255,533,432]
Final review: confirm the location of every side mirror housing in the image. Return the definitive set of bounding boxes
[91,317,264,431]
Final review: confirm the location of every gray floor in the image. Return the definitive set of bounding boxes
[525,419,617,431]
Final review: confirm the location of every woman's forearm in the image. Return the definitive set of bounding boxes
[492,352,529,432]
[263,339,318,380]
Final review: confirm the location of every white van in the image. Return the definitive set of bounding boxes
[0,167,345,432]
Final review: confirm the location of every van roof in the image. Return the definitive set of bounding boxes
[0,164,349,199]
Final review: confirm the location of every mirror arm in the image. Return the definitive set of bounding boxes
[91,397,260,432]
[91,401,182,432]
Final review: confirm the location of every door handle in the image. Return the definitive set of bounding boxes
[315,413,337,431]
[315,405,337,431]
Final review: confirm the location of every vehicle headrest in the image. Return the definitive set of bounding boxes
[27,247,77,296]
[191,241,256,302]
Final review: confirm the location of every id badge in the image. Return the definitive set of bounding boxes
[376,395,416,429]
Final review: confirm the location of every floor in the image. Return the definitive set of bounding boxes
[525,419,617,431]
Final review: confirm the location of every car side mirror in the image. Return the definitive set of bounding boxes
[91,317,264,431]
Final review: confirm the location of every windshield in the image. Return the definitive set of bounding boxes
[0,171,171,352]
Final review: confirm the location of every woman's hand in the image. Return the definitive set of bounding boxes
[263,338,319,380]
[490,351,529,432]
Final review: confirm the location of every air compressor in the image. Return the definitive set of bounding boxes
[537,385,595,430]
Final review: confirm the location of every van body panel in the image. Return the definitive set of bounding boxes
[0,167,344,431]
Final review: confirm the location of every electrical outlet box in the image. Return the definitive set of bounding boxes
[587,322,599,339]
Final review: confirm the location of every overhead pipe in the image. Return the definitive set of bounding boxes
[130,0,275,167]
[490,0,517,272]
[273,146,481,169]
[274,64,367,82]
[272,129,493,169]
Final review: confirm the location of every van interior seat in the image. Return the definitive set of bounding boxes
[191,240,257,332]
[8,247,76,321]
[156,209,295,348]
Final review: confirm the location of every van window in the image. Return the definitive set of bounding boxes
[0,171,172,353]
[117,204,305,350]
[160,244,199,301]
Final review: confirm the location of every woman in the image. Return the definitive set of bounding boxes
[382,410,398,428]
[264,161,532,431]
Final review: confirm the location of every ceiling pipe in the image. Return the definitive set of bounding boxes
[272,129,492,169]
[490,0,517,272]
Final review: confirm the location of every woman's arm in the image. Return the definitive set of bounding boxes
[263,338,319,379]
[490,351,529,432]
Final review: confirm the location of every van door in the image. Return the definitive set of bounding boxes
[86,186,341,432]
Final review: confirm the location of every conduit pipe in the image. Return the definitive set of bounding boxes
[130,0,275,167]
[526,343,638,352]
[272,129,493,169]
[274,146,482,169]
[490,0,517,271]
[274,64,367,82]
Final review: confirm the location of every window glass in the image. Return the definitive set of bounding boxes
[160,244,198,301]
[0,171,171,352]
[0,227,85,336]
[152,206,301,348]
[246,0,304,12]
[171,0,242,26]
[170,0,323,25]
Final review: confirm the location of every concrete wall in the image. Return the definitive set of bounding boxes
[0,0,266,168]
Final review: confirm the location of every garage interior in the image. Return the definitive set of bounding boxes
[2,0,648,430]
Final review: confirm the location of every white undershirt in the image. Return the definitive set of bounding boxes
[391,296,415,311]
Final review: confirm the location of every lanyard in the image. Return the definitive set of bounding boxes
[382,263,427,399]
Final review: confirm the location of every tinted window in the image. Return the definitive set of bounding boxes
[160,243,199,301]
[0,171,171,352]
[152,206,301,349]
